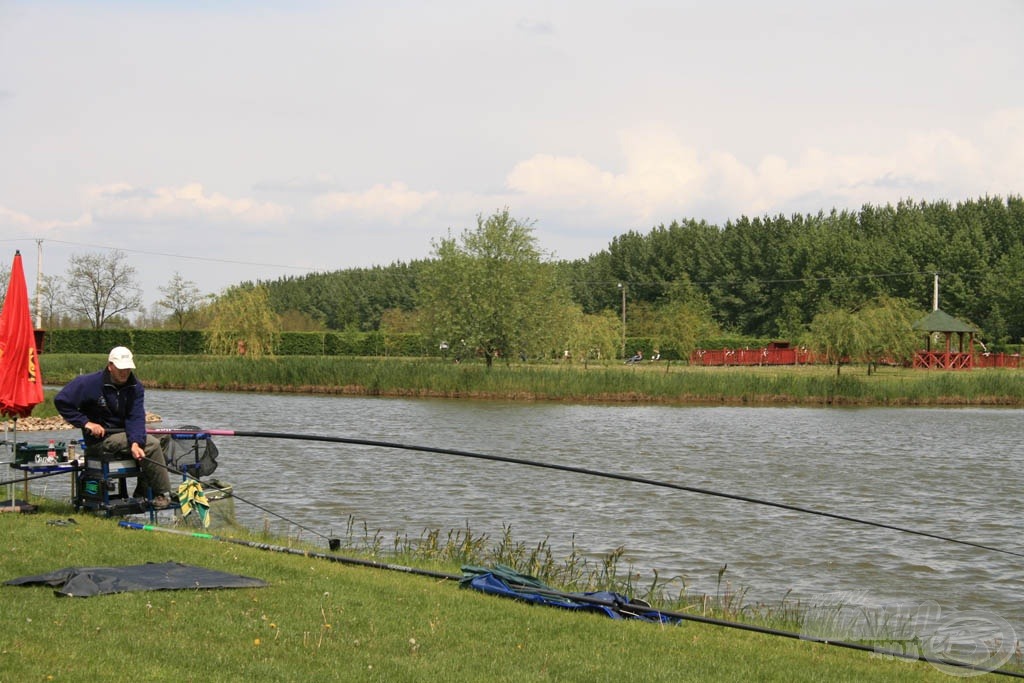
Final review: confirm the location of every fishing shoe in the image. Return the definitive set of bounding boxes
[151,494,171,510]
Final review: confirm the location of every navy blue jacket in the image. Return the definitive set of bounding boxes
[54,369,148,449]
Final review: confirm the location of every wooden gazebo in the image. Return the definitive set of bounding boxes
[911,309,978,370]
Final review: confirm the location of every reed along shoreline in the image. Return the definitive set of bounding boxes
[35,354,1024,408]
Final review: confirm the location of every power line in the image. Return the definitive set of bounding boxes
[1,237,317,273]
[577,268,996,291]
[576,271,936,291]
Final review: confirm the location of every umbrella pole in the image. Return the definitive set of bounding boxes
[5,418,16,511]
[13,416,24,504]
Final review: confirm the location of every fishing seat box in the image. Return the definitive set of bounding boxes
[78,452,141,509]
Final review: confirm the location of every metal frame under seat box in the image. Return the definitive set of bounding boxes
[76,451,147,515]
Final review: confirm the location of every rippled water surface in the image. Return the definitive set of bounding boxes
[13,390,1023,632]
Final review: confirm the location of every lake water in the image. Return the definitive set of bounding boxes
[8,390,1023,651]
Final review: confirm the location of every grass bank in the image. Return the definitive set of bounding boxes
[0,509,984,682]
[37,354,1024,407]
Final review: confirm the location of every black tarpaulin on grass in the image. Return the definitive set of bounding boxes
[5,561,268,597]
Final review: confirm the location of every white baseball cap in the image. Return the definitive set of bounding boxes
[108,346,136,370]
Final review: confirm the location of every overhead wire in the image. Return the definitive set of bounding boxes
[2,237,317,272]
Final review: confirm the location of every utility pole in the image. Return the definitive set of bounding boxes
[617,282,626,358]
[35,239,43,329]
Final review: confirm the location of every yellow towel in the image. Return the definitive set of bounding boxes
[177,480,211,528]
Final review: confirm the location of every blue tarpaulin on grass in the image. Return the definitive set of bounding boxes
[460,565,682,624]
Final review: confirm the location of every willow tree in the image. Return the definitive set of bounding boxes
[650,279,719,363]
[804,308,866,376]
[858,296,923,374]
[561,307,621,364]
[418,209,571,367]
[206,285,280,358]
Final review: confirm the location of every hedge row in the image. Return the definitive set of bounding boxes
[42,329,449,358]
[42,329,688,359]
[42,329,209,355]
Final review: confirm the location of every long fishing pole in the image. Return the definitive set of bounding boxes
[0,466,80,488]
[149,428,1024,560]
[118,519,1024,679]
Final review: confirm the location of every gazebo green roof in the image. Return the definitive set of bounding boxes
[912,308,978,333]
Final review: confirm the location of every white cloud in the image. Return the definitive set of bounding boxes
[507,155,614,201]
[312,182,440,223]
[0,202,92,234]
[506,127,704,225]
[505,111,1024,227]
[0,204,37,229]
[85,183,291,224]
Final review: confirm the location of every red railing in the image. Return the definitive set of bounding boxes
[691,347,1021,369]
[974,352,1022,369]
[912,351,973,370]
[690,347,823,366]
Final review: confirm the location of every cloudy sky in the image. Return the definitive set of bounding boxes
[1,0,1022,309]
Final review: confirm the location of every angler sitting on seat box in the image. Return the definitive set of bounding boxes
[54,346,173,509]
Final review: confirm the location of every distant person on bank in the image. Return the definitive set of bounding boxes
[54,346,172,509]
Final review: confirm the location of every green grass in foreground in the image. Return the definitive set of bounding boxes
[0,507,1001,682]
[36,353,1024,407]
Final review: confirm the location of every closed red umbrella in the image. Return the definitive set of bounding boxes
[1,250,44,512]
[0,250,44,419]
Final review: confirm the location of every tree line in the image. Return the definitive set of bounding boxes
[256,196,1024,347]
[20,195,1024,362]
[561,196,1024,343]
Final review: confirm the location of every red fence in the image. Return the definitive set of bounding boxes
[974,352,1022,369]
[691,347,1022,369]
[690,347,824,366]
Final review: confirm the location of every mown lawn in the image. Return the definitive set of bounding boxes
[0,509,1003,682]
